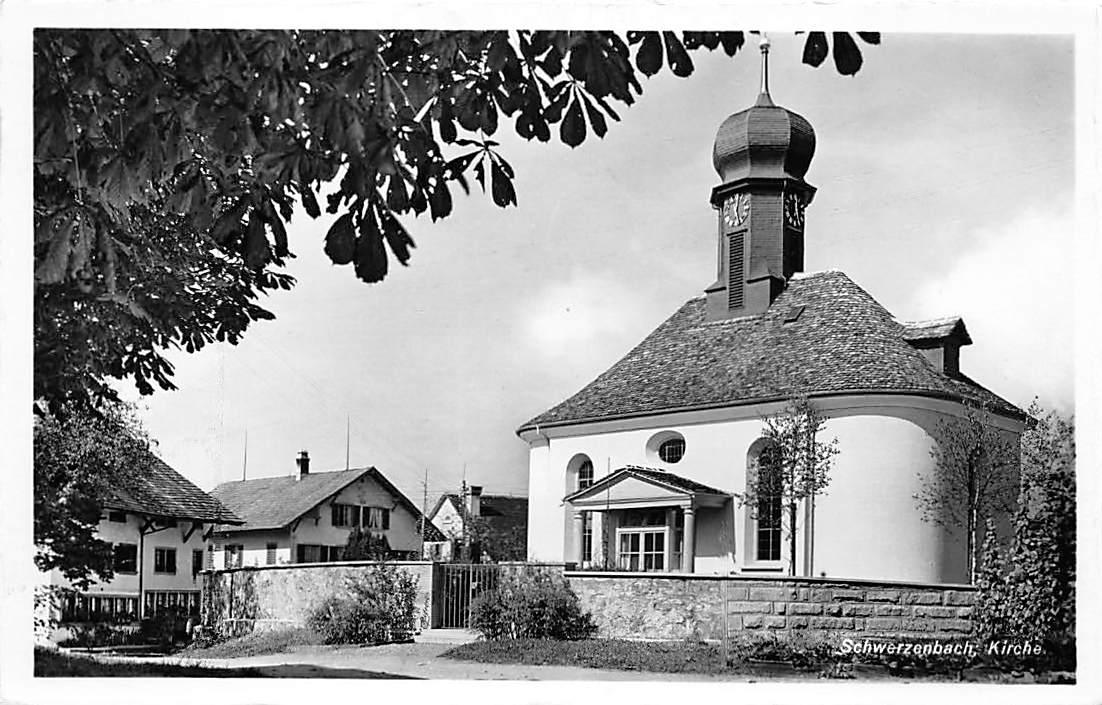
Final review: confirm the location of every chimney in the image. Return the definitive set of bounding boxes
[295,450,310,480]
[468,485,482,517]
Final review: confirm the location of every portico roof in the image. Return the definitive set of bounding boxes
[564,466,731,510]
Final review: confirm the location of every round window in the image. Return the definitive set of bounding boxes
[658,438,686,464]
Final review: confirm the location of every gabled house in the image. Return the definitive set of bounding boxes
[425,486,528,562]
[209,451,444,568]
[517,44,1026,584]
[46,454,242,625]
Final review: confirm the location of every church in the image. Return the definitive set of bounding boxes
[517,41,1026,584]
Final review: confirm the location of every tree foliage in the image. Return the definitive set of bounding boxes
[914,401,1019,583]
[974,402,1075,670]
[33,401,151,589]
[34,29,878,410]
[735,396,839,576]
[342,526,394,561]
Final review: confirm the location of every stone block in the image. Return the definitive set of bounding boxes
[749,586,798,601]
[774,602,786,615]
[823,603,843,617]
[914,606,957,619]
[797,587,810,601]
[764,616,787,629]
[943,591,976,606]
[729,600,771,614]
[810,617,855,630]
[902,592,942,605]
[900,619,933,632]
[843,604,875,617]
[787,602,823,616]
[787,616,810,629]
[810,588,833,602]
[956,607,974,618]
[742,614,763,629]
[831,589,865,602]
[872,604,905,617]
[865,590,901,603]
[725,585,749,600]
[939,619,973,633]
[865,617,901,631]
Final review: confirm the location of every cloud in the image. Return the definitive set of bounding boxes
[909,206,1074,413]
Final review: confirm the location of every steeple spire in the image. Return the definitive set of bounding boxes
[757,34,774,107]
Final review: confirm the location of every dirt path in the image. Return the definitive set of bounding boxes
[174,642,819,681]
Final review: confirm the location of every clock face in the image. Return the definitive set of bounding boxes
[784,192,805,230]
[722,193,750,229]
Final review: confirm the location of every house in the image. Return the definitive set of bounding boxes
[209,451,444,568]
[425,486,528,562]
[45,453,242,625]
[517,44,1026,584]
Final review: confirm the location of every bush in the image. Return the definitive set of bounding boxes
[469,570,597,640]
[305,565,421,645]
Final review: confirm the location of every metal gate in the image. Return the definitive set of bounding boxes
[436,563,501,628]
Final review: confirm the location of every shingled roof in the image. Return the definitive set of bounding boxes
[899,316,973,345]
[520,270,1022,432]
[105,454,242,524]
[211,466,444,540]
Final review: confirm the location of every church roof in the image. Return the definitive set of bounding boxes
[519,270,1023,432]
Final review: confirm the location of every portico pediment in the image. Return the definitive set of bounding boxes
[564,465,730,510]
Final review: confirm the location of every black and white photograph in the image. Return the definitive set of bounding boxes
[1,2,1098,703]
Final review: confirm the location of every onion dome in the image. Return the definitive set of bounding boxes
[712,38,816,183]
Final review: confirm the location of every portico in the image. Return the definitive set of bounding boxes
[563,466,730,573]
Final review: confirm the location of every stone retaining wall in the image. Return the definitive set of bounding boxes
[566,572,975,641]
[202,561,434,635]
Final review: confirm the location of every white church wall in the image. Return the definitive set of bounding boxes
[524,394,1022,584]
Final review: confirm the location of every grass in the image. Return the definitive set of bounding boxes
[34,647,267,678]
[179,626,323,659]
[443,638,732,674]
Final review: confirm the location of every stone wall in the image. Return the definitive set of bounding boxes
[566,572,975,641]
[202,561,434,635]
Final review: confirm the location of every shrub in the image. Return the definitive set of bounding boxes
[469,570,597,640]
[305,565,420,645]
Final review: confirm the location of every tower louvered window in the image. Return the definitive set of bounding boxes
[728,231,745,310]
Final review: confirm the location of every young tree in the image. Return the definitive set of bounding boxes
[343,526,394,561]
[34,29,878,411]
[34,402,152,588]
[913,401,1019,583]
[974,402,1075,668]
[736,396,838,576]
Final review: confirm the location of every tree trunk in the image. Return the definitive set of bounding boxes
[967,470,977,584]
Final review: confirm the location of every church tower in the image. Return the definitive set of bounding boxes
[705,37,817,321]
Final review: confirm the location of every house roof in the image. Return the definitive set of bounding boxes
[519,270,1023,432]
[899,316,973,345]
[429,493,528,528]
[105,454,242,525]
[211,466,445,540]
[564,465,730,503]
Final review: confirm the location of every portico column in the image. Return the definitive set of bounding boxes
[571,510,585,566]
[681,507,696,573]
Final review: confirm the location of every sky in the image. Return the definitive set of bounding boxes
[116,33,1075,507]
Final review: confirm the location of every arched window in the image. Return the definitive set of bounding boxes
[754,444,783,562]
[578,459,594,490]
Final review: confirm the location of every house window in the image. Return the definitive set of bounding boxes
[113,543,138,573]
[617,529,666,572]
[296,544,341,563]
[191,549,204,578]
[755,445,783,562]
[154,548,177,574]
[108,510,127,523]
[224,544,243,569]
[266,542,278,565]
[332,503,362,528]
[659,438,686,463]
[578,460,594,490]
[365,507,390,530]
